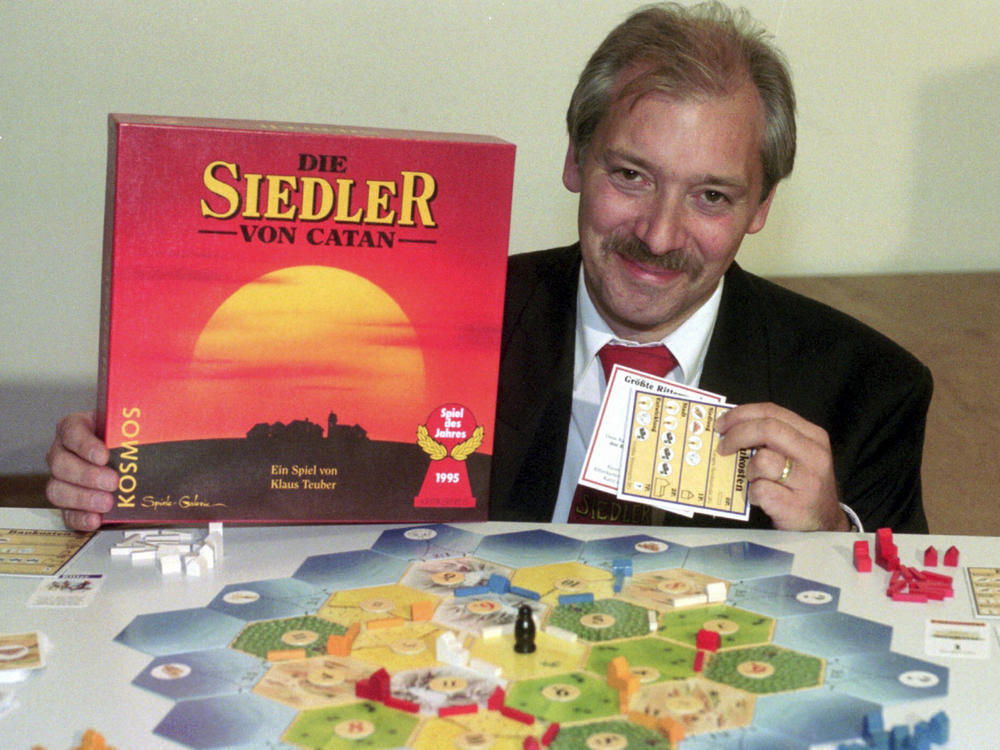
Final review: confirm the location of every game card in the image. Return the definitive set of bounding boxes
[579,364,724,504]
[966,567,1000,619]
[618,390,751,522]
[924,618,991,659]
[0,528,94,576]
[27,573,104,608]
[0,632,45,682]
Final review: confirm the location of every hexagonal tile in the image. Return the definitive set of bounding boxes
[470,630,588,681]
[772,611,892,657]
[824,650,949,703]
[548,599,652,642]
[133,648,266,701]
[399,556,514,598]
[621,568,727,612]
[283,700,420,749]
[682,542,793,581]
[391,665,503,712]
[434,592,545,637]
[231,615,345,659]
[115,608,246,656]
[511,561,615,606]
[703,644,824,694]
[372,524,482,561]
[752,690,882,748]
[632,676,756,734]
[580,534,689,573]
[587,637,697,685]
[506,671,620,723]
[474,529,584,568]
[154,692,297,749]
[726,574,840,618]
[208,578,327,621]
[254,654,374,709]
[319,583,439,627]
[657,604,775,650]
[292,549,410,590]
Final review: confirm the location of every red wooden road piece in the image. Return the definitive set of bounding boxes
[384,695,420,713]
[523,737,541,750]
[693,650,706,672]
[438,703,478,717]
[488,686,506,711]
[541,723,561,746]
[500,704,536,725]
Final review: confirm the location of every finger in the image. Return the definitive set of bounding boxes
[61,508,104,532]
[46,476,114,515]
[745,448,792,485]
[53,411,109,466]
[46,443,118,494]
[717,402,828,446]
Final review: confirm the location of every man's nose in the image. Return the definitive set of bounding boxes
[633,192,686,255]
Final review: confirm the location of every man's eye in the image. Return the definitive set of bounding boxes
[703,190,729,204]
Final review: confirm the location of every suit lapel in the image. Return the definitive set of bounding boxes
[699,263,774,405]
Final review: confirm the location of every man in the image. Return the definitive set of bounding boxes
[46,2,931,533]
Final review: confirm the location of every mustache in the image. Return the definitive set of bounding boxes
[602,235,702,276]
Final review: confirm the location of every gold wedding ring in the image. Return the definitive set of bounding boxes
[778,457,793,484]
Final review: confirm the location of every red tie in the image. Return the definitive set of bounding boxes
[597,342,678,380]
[567,342,677,525]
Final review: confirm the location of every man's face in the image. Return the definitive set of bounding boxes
[564,81,775,342]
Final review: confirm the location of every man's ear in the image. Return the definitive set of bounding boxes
[747,185,777,235]
[562,141,582,193]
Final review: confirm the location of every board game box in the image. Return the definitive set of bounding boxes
[97,114,515,524]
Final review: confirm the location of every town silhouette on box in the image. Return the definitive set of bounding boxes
[105,410,490,523]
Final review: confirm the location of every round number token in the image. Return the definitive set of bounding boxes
[223,590,260,605]
[151,662,191,680]
[306,666,346,687]
[389,638,427,655]
[404,528,438,540]
[455,732,494,749]
[466,599,500,614]
[431,571,466,586]
[429,675,468,693]
[281,629,318,646]
[585,732,628,750]
[580,613,616,629]
[664,694,703,714]
[737,660,775,679]
[703,618,739,635]
[360,598,395,613]
[334,719,375,739]
[542,683,581,702]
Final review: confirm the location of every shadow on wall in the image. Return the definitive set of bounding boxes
[903,56,1000,270]
[1,381,96,475]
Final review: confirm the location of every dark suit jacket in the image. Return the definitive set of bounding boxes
[490,244,932,532]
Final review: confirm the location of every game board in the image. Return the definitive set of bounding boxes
[112,525,950,749]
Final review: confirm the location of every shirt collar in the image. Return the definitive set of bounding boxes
[575,268,724,388]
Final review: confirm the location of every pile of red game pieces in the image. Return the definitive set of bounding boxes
[854,528,957,603]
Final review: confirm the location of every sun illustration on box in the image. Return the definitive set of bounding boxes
[183,265,427,442]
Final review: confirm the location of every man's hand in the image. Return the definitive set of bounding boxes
[715,403,849,531]
[45,411,116,531]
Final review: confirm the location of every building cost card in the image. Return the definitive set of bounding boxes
[619,391,750,521]
[579,365,750,522]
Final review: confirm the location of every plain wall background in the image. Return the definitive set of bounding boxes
[3,0,999,473]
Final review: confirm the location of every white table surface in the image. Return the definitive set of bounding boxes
[2,508,997,749]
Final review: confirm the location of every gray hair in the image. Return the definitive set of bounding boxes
[567,1,796,198]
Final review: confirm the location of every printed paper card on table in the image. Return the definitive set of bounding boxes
[578,364,724,513]
[98,115,515,525]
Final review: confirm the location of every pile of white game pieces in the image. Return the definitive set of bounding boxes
[110,523,223,577]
